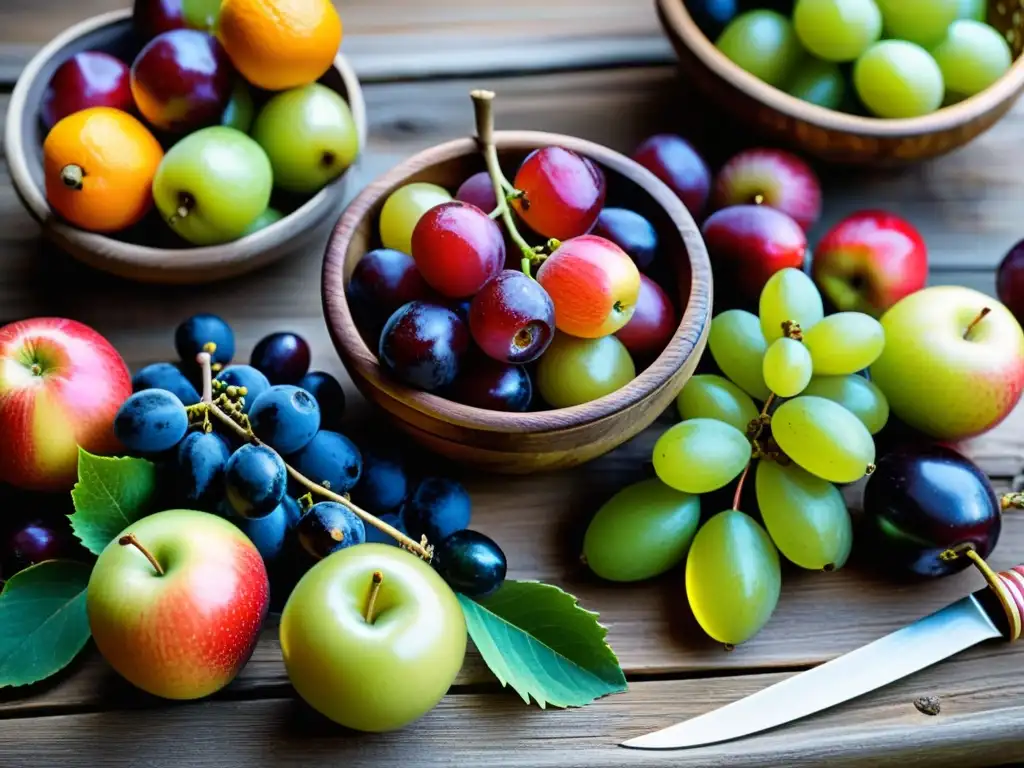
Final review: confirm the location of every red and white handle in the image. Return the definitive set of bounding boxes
[965,549,1024,641]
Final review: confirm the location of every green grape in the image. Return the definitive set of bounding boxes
[716,10,805,87]
[653,419,752,494]
[854,41,944,119]
[755,460,853,571]
[685,509,781,646]
[762,338,812,398]
[876,0,959,47]
[379,182,453,254]
[956,0,987,21]
[583,479,701,583]
[708,310,771,402]
[802,375,889,434]
[771,396,876,483]
[676,374,759,432]
[932,21,1012,100]
[793,0,882,63]
[786,57,848,109]
[803,312,885,375]
[242,207,283,237]
[759,268,824,343]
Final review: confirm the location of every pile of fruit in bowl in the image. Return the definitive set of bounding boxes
[35,0,359,247]
[692,0,1015,118]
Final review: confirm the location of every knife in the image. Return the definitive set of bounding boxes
[622,551,1024,750]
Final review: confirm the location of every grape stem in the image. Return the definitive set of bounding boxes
[194,353,433,561]
[1002,492,1024,511]
[470,89,542,278]
[732,394,777,511]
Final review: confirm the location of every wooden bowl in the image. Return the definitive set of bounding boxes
[4,9,367,284]
[657,0,1024,165]
[323,131,712,474]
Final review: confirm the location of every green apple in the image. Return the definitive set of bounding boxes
[87,509,270,700]
[153,126,273,246]
[280,543,466,732]
[252,84,359,194]
[870,286,1024,439]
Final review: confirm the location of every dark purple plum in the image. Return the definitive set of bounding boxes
[592,207,659,271]
[862,444,1001,578]
[447,358,532,412]
[1,518,81,580]
[469,270,555,364]
[632,134,712,219]
[379,302,469,392]
[455,171,499,212]
[347,249,432,337]
[250,332,311,385]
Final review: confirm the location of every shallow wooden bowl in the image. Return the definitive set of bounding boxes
[323,131,712,474]
[5,10,367,284]
[657,0,1024,165]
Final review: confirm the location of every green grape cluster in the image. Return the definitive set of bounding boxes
[583,267,890,648]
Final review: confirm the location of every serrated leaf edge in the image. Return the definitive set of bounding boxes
[69,448,155,555]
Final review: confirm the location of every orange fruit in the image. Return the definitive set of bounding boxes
[43,107,163,233]
[217,0,342,91]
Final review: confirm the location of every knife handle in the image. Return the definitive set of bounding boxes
[964,549,1024,641]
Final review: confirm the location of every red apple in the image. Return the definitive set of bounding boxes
[997,239,1024,326]
[633,134,712,220]
[130,29,233,134]
[615,274,677,357]
[537,235,641,338]
[710,148,822,232]
[0,318,131,492]
[87,509,270,700]
[701,205,807,304]
[812,210,928,317]
[41,52,133,132]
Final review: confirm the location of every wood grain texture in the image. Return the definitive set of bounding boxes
[322,131,711,472]
[657,0,1024,166]
[4,647,1024,767]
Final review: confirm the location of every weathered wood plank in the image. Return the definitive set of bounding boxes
[3,645,1024,768]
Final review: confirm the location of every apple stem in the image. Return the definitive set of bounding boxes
[60,164,84,191]
[119,534,165,576]
[470,89,541,275]
[29,363,42,376]
[964,307,991,340]
[365,570,384,624]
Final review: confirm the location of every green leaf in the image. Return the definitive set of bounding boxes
[458,580,627,709]
[70,448,158,555]
[0,560,92,688]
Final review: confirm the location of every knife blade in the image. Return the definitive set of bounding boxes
[622,557,1024,751]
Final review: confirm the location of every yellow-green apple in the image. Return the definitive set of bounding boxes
[0,318,131,492]
[870,286,1024,440]
[87,509,270,700]
[812,210,928,317]
[280,543,466,732]
[710,148,823,232]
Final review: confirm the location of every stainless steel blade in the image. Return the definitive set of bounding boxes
[621,595,1001,750]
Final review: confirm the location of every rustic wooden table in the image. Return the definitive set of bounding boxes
[3,2,1024,766]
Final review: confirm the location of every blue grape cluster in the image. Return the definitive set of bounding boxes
[117,314,507,603]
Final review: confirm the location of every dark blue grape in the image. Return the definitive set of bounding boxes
[249,385,320,454]
[281,495,303,529]
[446,358,532,412]
[686,0,739,39]
[401,477,471,545]
[364,512,406,546]
[433,529,507,597]
[224,444,287,519]
[288,430,362,495]
[114,389,189,454]
[175,314,235,371]
[250,332,310,384]
[215,365,271,414]
[132,362,201,405]
[177,431,231,509]
[351,450,408,514]
[347,248,432,337]
[592,207,659,271]
[296,501,366,560]
[379,302,469,391]
[298,371,346,430]
[231,501,289,562]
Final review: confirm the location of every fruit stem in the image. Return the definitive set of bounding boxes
[195,354,432,561]
[29,363,42,376]
[733,393,777,510]
[470,89,539,273]
[119,533,165,576]
[60,164,84,191]
[964,307,991,340]
[365,570,384,623]
[731,462,751,511]
[1002,492,1024,511]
